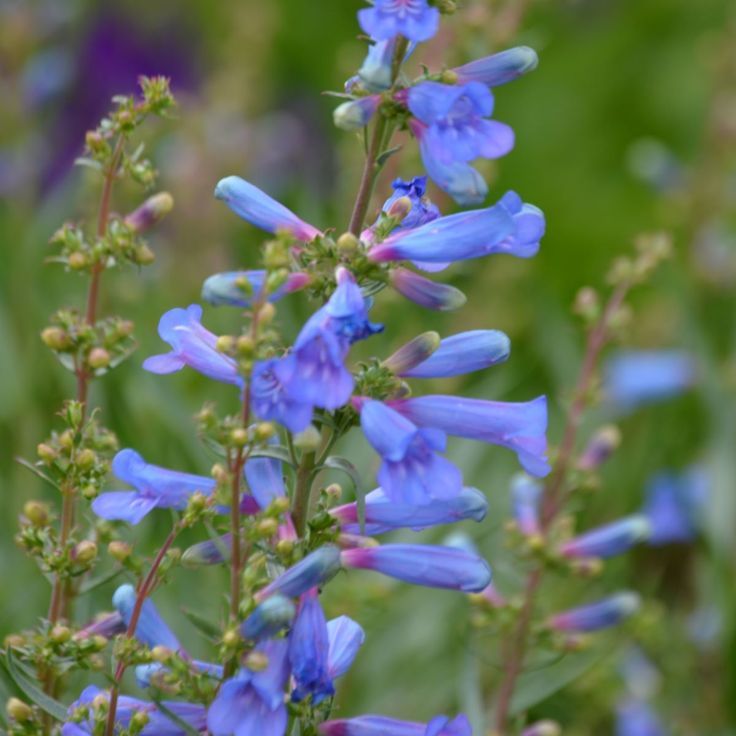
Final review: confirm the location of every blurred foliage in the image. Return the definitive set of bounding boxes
[1,0,734,732]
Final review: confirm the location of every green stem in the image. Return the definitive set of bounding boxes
[291,450,317,537]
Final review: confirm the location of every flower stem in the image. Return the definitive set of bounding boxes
[491,280,632,733]
[292,449,317,537]
[104,526,180,736]
[347,37,409,236]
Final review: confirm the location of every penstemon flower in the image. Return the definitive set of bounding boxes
[357,0,440,43]
[320,713,472,736]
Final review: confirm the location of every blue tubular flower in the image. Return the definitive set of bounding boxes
[400,330,511,378]
[207,639,290,736]
[603,350,696,411]
[358,0,440,43]
[369,194,543,265]
[245,446,286,509]
[289,268,383,411]
[407,81,514,204]
[62,686,206,736]
[341,544,491,592]
[615,698,667,736]
[241,595,296,641]
[390,395,550,477]
[92,449,216,524]
[549,593,641,633]
[255,545,343,602]
[112,584,182,651]
[326,616,365,678]
[360,399,463,505]
[452,46,539,87]
[182,534,232,567]
[202,270,310,308]
[511,473,543,536]
[560,516,651,559]
[214,176,322,241]
[143,305,241,386]
[643,467,706,545]
[289,589,334,703]
[250,356,315,433]
[334,95,381,131]
[331,486,488,535]
[319,713,471,736]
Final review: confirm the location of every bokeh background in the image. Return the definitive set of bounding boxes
[1,0,735,732]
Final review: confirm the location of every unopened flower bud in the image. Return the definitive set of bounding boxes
[92,694,108,710]
[68,251,88,270]
[434,0,457,13]
[333,96,380,131]
[85,130,105,152]
[244,650,270,671]
[255,545,342,602]
[124,192,174,233]
[130,710,150,729]
[256,518,279,538]
[59,429,74,450]
[41,326,71,350]
[117,320,135,337]
[6,698,33,722]
[50,625,71,644]
[37,443,58,463]
[76,448,96,470]
[573,286,599,321]
[88,347,111,369]
[257,302,276,325]
[216,335,235,353]
[325,483,342,502]
[230,427,249,446]
[236,335,255,357]
[241,595,296,641]
[276,538,295,557]
[337,232,360,255]
[269,497,291,515]
[4,634,25,648]
[108,540,132,562]
[92,635,108,650]
[440,69,459,84]
[75,540,98,564]
[255,422,275,441]
[522,719,562,736]
[211,463,229,483]
[578,425,621,470]
[23,501,49,526]
[293,425,321,451]
[151,645,173,662]
[549,592,641,633]
[222,629,241,648]
[135,244,155,265]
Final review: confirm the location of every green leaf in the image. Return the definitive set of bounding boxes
[74,157,103,171]
[509,646,609,716]
[153,700,201,736]
[376,145,402,168]
[15,457,61,490]
[180,607,221,640]
[323,456,365,534]
[249,445,296,467]
[2,650,68,721]
[78,566,123,595]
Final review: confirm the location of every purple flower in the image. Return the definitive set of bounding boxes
[389,395,550,477]
[511,474,543,536]
[549,593,641,633]
[643,467,706,545]
[360,399,463,505]
[363,177,441,244]
[202,270,309,308]
[369,192,544,265]
[92,449,216,524]
[616,698,667,736]
[207,639,290,736]
[74,612,126,641]
[289,589,334,703]
[286,268,383,411]
[353,36,416,91]
[214,176,322,241]
[388,268,467,310]
[400,330,510,378]
[250,356,315,434]
[334,95,382,131]
[452,47,539,88]
[320,713,471,736]
[407,81,514,204]
[62,686,206,736]
[358,0,440,43]
[331,486,488,535]
[561,516,651,559]
[326,616,365,678]
[255,545,343,602]
[143,305,241,386]
[241,595,296,641]
[341,544,491,592]
[245,447,287,510]
[112,584,181,651]
[603,350,696,412]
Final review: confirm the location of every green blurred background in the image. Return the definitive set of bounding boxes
[1,0,735,732]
